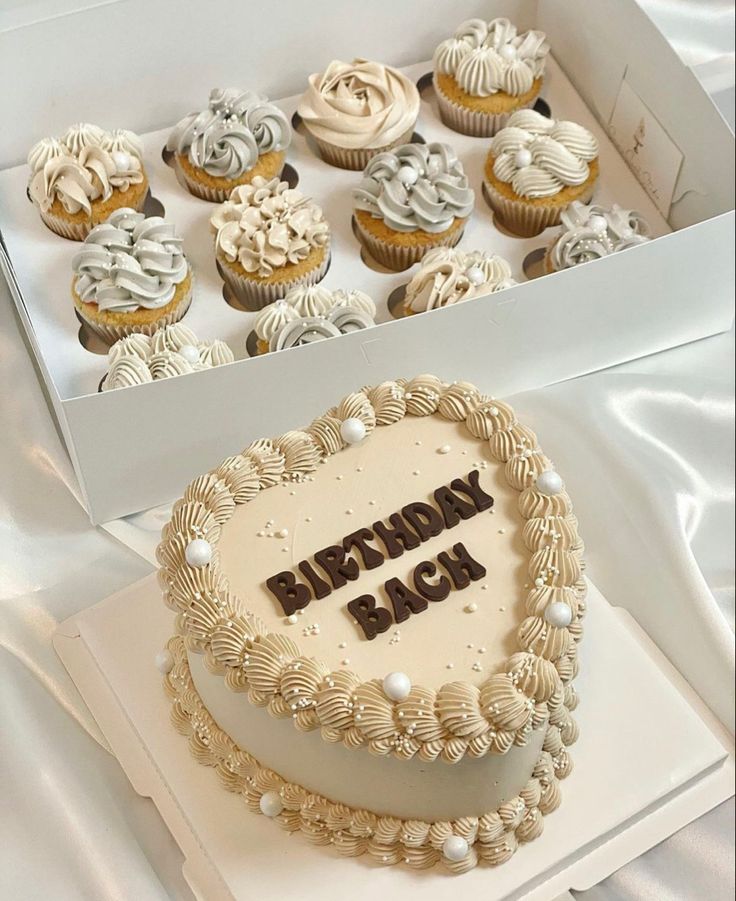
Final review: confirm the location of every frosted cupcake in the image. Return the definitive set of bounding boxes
[433,18,549,136]
[353,142,474,270]
[167,88,291,202]
[71,208,192,343]
[545,202,651,272]
[211,177,330,309]
[27,124,147,240]
[297,59,420,170]
[484,110,599,237]
[403,247,516,315]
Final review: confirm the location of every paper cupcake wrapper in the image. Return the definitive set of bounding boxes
[174,159,240,203]
[433,75,539,138]
[77,284,193,346]
[38,186,148,241]
[354,217,465,272]
[482,178,598,238]
[312,127,416,171]
[219,246,331,310]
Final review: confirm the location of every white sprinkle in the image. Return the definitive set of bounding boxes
[369,500,376,506]
[481,584,488,591]
[338,641,347,649]
[336,475,343,480]
[466,643,474,649]
[472,662,482,672]
[341,658,350,666]
[256,530,265,537]
[285,615,298,625]
[415,441,422,446]
[281,547,288,553]
[346,509,353,515]
[356,466,363,472]
[465,602,478,613]
[412,470,420,476]
[277,528,289,539]
[478,647,487,654]
[498,528,506,535]
[438,444,452,455]
[499,606,506,612]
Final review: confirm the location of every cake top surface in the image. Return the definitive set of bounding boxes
[158,376,585,763]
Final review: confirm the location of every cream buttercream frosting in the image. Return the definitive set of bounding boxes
[353,142,474,233]
[167,88,291,178]
[73,208,187,313]
[434,18,549,97]
[297,59,420,150]
[27,124,145,214]
[548,201,651,270]
[211,177,330,278]
[404,247,516,313]
[488,110,598,199]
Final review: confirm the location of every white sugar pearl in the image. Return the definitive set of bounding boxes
[340,417,366,445]
[178,344,200,364]
[185,538,212,567]
[154,649,174,674]
[466,265,485,286]
[545,601,573,628]
[259,791,283,817]
[514,148,533,169]
[443,835,469,862]
[588,215,608,234]
[382,671,411,702]
[536,470,563,496]
[111,150,130,170]
[499,44,517,61]
[396,165,418,185]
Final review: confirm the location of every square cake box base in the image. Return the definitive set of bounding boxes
[54,576,733,901]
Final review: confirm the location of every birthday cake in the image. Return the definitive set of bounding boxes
[157,376,585,873]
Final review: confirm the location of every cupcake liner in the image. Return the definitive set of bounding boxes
[312,127,416,171]
[174,153,285,203]
[482,178,598,238]
[219,245,331,310]
[38,187,149,241]
[354,216,465,272]
[76,283,193,346]
[433,74,538,138]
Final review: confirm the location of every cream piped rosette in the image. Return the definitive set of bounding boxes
[27,124,148,240]
[402,247,516,315]
[545,201,651,272]
[157,376,586,874]
[297,59,420,170]
[484,110,600,237]
[433,18,550,137]
[211,177,331,309]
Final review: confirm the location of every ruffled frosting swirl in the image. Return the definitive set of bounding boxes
[434,17,549,97]
[27,124,144,214]
[167,88,291,178]
[73,208,187,312]
[297,59,420,150]
[211,177,329,278]
[488,110,599,198]
[353,142,474,233]
[548,201,651,270]
[404,247,516,313]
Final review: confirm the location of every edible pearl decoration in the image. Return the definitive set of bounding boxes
[382,671,411,702]
[535,470,563,496]
[111,150,130,171]
[442,835,469,861]
[259,791,284,818]
[499,44,517,61]
[178,344,200,364]
[514,148,533,169]
[545,601,573,628]
[340,417,367,445]
[396,165,418,185]
[184,538,212,567]
[466,266,485,286]
[588,215,608,234]
[154,649,174,674]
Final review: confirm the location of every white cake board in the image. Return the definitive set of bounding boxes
[53,576,733,901]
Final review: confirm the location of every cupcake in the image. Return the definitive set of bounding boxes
[252,285,376,354]
[483,109,599,237]
[211,177,330,309]
[402,247,516,315]
[72,208,192,343]
[353,142,474,270]
[297,59,420,170]
[102,323,234,390]
[27,124,148,240]
[545,202,651,272]
[433,18,549,136]
[167,88,291,202]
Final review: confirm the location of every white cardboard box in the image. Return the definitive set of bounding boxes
[0,0,733,524]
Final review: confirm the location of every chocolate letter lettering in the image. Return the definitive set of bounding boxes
[314,545,360,589]
[437,542,487,589]
[266,572,311,616]
[384,576,429,623]
[402,501,445,542]
[298,560,331,599]
[343,528,385,570]
[451,470,494,512]
[373,513,421,559]
[347,595,392,640]
[413,560,451,601]
[433,486,477,528]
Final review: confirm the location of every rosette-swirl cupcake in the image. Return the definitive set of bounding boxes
[433,18,549,136]
[167,88,291,202]
[27,124,148,240]
[211,177,330,308]
[71,208,192,343]
[403,247,516,315]
[352,142,474,270]
[297,59,420,170]
[483,109,599,237]
[545,202,651,272]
